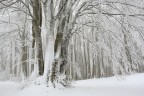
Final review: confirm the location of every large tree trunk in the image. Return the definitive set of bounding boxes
[44,0,76,87]
[32,0,44,75]
[43,0,55,85]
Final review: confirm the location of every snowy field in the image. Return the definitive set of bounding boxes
[0,73,144,96]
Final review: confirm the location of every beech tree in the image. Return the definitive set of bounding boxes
[31,0,44,76]
[0,0,144,88]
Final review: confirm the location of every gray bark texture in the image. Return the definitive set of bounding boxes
[32,0,44,75]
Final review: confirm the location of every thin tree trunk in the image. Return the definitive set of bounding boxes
[21,30,28,77]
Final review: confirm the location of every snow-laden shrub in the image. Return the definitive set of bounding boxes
[10,74,22,82]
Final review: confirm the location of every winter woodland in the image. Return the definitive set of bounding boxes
[0,0,144,87]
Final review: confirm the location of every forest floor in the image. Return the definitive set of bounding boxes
[0,73,144,96]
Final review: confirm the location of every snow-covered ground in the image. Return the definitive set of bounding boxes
[0,73,144,96]
[0,81,19,96]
